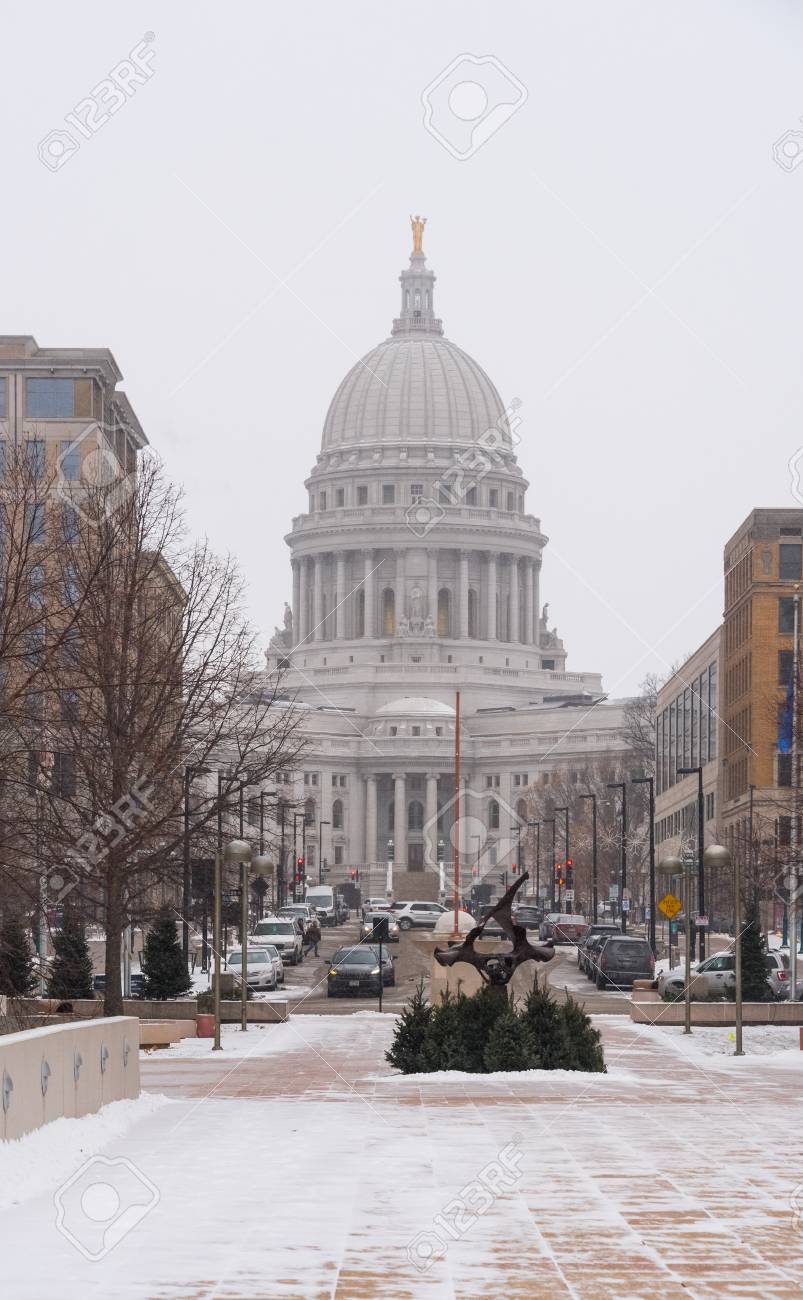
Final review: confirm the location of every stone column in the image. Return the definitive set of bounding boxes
[523,558,534,647]
[486,552,497,641]
[424,771,439,870]
[363,549,375,638]
[427,550,438,625]
[335,552,347,639]
[365,775,377,864]
[313,556,324,641]
[393,772,407,867]
[509,556,520,643]
[533,556,542,647]
[292,559,302,647]
[458,550,470,639]
[349,772,365,866]
[297,558,308,644]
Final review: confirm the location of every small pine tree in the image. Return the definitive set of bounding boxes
[419,990,471,1072]
[0,915,35,996]
[521,976,571,1069]
[560,994,606,1072]
[385,980,433,1073]
[47,905,94,1000]
[458,984,509,1072]
[740,896,771,1002]
[140,909,192,1000]
[483,1007,536,1072]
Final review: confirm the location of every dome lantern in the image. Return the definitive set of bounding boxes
[392,215,443,338]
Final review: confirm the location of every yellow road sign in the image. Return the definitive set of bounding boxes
[658,892,682,919]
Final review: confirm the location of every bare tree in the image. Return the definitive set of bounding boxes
[27,454,306,1014]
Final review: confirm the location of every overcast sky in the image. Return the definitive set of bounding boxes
[4,1,803,697]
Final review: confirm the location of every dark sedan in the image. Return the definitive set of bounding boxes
[327,946,385,997]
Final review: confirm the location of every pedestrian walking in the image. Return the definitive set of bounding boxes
[307,916,321,957]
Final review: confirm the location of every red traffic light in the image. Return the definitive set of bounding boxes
[296,856,304,868]
[565,858,573,868]
[511,863,518,874]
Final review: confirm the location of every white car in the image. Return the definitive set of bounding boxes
[251,917,304,966]
[261,942,284,986]
[226,947,277,991]
[279,904,317,934]
[657,950,789,1000]
[393,900,447,930]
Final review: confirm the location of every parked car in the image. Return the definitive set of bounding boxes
[251,917,304,966]
[261,943,285,986]
[327,946,384,997]
[577,925,621,973]
[540,914,589,944]
[595,936,654,989]
[658,949,790,1000]
[393,900,447,930]
[361,911,400,943]
[581,929,622,978]
[512,904,543,930]
[278,904,317,934]
[226,947,278,991]
[362,897,392,918]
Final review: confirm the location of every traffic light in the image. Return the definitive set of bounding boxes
[295,855,304,883]
[565,857,573,888]
[511,863,518,875]
[350,869,356,881]
[555,862,564,886]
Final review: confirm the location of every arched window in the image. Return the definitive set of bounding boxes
[382,587,395,636]
[405,289,410,308]
[516,798,527,821]
[468,588,479,638]
[414,289,421,310]
[489,799,500,830]
[425,289,431,310]
[356,588,365,637]
[437,588,451,637]
[408,800,423,831]
[332,798,344,830]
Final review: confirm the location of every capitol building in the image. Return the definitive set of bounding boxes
[265,223,632,900]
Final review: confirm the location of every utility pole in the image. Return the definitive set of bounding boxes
[678,766,706,961]
[632,776,656,952]
[544,819,556,910]
[607,783,628,933]
[527,820,540,905]
[580,794,598,924]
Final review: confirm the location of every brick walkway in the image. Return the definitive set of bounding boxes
[130,1014,803,1299]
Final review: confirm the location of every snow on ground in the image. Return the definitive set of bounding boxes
[636,1021,803,1063]
[142,1010,390,1059]
[0,1093,171,1211]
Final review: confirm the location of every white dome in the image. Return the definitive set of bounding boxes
[321,335,511,452]
[375,696,455,718]
[433,909,476,935]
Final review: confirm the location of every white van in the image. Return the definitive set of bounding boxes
[305,885,336,927]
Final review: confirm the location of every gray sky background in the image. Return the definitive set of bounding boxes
[3,1,803,697]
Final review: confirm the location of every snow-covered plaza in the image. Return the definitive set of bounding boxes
[1,1013,802,1299]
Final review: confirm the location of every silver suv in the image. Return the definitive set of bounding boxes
[393,900,447,930]
[251,917,304,966]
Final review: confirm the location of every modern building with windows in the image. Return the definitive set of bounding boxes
[655,628,720,862]
[264,227,633,899]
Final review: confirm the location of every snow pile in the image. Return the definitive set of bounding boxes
[0,1093,171,1210]
[637,1022,803,1063]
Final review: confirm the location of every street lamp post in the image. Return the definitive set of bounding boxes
[386,838,394,897]
[511,822,523,880]
[554,806,569,910]
[437,838,445,899]
[543,819,556,909]
[318,820,330,885]
[527,821,541,904]
[579,794,598,923]
[607,783,627,934]
[632,776,656,952]
[225,839,252,1034]
[677,765,706,961]
[705,845,738,1051]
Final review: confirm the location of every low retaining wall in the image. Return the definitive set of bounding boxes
[0,1017,140,1141]
[630,999,803,1026]
[139,1020,197,1047]
[19,997,290,1024]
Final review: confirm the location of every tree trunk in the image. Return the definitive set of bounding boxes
[103,863,124,1017]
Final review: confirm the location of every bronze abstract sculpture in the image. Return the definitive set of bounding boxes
[434,873,555,987]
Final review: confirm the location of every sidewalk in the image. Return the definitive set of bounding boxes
[1,1014,802,1298]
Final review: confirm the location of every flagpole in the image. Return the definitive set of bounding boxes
[791,589,800,1001]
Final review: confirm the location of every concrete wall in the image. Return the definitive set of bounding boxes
[0,1016,139,1141]
[630,1000,803,1026]
[19,997,289,1024]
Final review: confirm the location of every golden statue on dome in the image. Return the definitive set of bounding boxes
[410,214,427,254]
